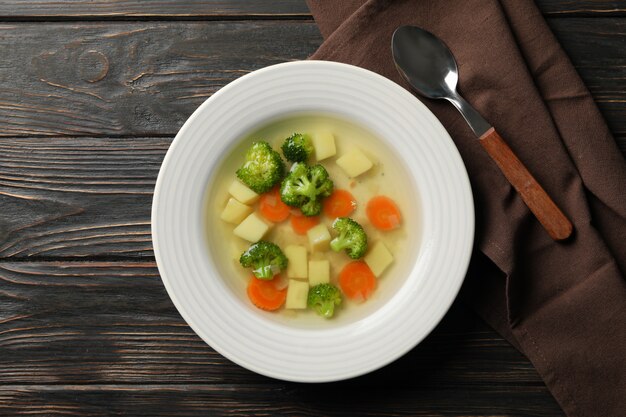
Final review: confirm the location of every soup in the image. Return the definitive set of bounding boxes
[205,113,420,328]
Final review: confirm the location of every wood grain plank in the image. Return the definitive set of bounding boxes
[0,138,168,258]
[0,0,310,18]
[0,0,623,18]
[0,261,562,413]
[0,19,624,139]
[0,21,322,137]
[0,384,564,416]
[538,0,626,16]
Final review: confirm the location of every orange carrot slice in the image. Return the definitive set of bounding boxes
[259,187,290,223]
[247,274,287,311]
[366,196,402,231]
[338,261,376,301]
[323,189,356,218]
[291,212,320,235]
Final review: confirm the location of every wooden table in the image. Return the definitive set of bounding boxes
[0,1,624,415]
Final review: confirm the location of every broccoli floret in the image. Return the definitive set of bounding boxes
[307,283,342,318]
[236,141,285,194]
[279,162,334,216]
[239,241,288,280]
[281,133,313,162]
[330,217,368,259]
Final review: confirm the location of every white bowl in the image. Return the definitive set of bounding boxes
[152,60,474,382]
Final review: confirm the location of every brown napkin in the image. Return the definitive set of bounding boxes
[306,1,626,416]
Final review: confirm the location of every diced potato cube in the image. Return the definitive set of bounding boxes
[228,180,259,204]
[364,241,394,277]
[307,224,331,252]
[220,198,253,224]
[285,245,308,279]
[312,131,336,161]
[336,148,373,178]
[285,279,309,309]
[308,260,330,286]
[233,212,270,243]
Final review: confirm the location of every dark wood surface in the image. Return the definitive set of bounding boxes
[1,1,624,416]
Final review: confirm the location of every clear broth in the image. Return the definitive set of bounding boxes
[205,113,420,329]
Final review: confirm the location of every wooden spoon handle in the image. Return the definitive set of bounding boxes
[479,127,573,241]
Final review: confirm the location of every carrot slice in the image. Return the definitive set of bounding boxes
[247,274,287,311]
[291,212,320,235]
[366,196,402,231]
[259,187,290,223]
[323,189,356,218]
[338,261,376,301]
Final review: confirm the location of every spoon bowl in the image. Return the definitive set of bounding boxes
[392,26,458,99]
[392,25,491,136]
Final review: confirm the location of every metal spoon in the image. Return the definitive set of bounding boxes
[392,26,573,241]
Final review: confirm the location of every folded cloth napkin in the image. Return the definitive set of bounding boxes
[306,1,626,416]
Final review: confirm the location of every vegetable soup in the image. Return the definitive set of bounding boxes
[205,114,420,328]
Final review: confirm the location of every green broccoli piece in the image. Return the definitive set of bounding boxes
[236,141,285,194]
[307,283,342,318]
[330,217,368,259]
[239,241,288,280]
[279,162,334,216]
[281,133,313,162]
